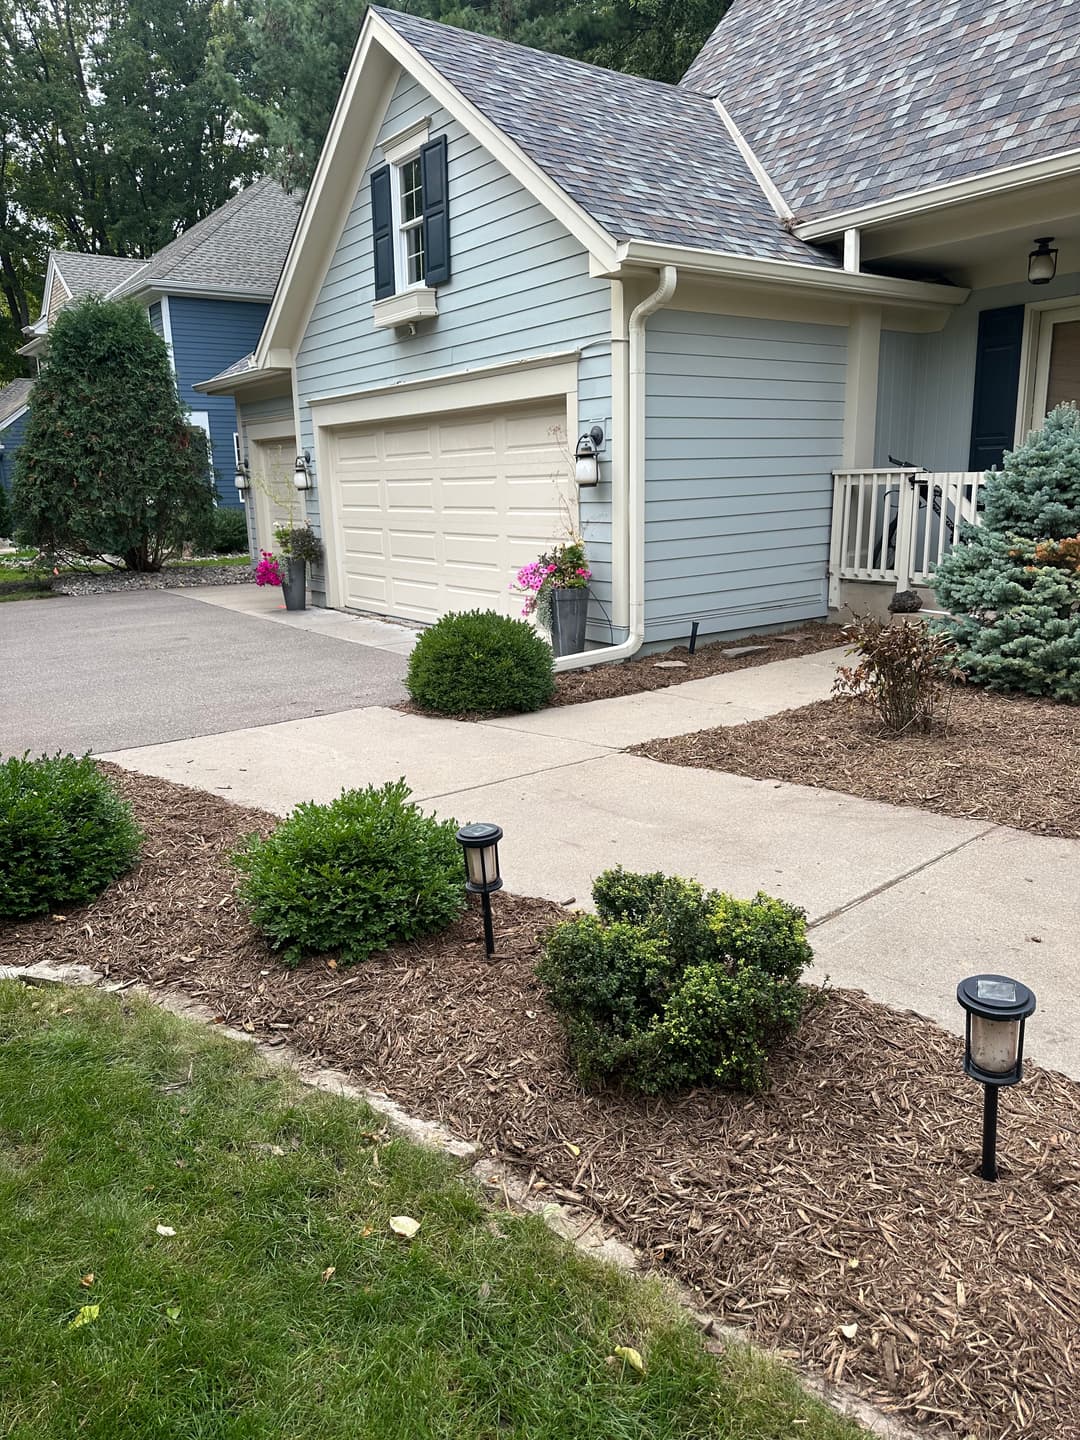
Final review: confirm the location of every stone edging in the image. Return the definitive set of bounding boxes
[0,959,921,1440]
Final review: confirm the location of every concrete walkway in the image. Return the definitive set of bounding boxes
[100,649,1079,1080]
[181,583,419,656]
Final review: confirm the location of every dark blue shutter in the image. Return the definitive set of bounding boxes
[420,135,450,287]
[968,306,1025,471]
[371,165,395,300]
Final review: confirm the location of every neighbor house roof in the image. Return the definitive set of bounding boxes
[373,8,836,268]
[0,377,33,429]
[681,0,1080,223]
[50,251,147,302]
[108,178,303,301]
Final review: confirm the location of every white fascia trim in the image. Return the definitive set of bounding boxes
[35,254,68,329]
[114,280,276,306]
[795,148,1080,240]
[193,366,289,396]
[15,336,46,359]
[0,404,30,432]
[616,240,970,308]
[711,99,793,223]
[309,347,581,411]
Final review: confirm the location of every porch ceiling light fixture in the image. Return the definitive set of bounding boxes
[293,450,314,491]
[1027,236,1058,285]
[956,973,1036,1181]
[574,426,604,487]
[456,822,503,959]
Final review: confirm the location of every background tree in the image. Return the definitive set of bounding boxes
[11,295,216,571]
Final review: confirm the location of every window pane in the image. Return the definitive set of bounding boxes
[406,223,425,285]
[401,158,423,222]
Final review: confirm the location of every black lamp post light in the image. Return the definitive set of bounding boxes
[956,974,1037,1182]
[456,822,503,959]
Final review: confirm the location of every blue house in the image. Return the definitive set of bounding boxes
[203,0,1080,653]
[0,378,33,504]
[11,179,300,512]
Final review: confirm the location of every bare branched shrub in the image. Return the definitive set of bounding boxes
[833,616,958,734]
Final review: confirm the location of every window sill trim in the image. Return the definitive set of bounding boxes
[372,288,439,331]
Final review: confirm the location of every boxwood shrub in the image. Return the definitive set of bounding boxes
[0,754,141,920]
[406,609,555,715]
[233,779,466,966]
[537,868,812,1094]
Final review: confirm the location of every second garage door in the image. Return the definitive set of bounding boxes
[327,401,576,624]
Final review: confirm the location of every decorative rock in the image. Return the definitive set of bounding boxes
[719,645,771,658]
[53,564,253,597]
[652,660,688,669]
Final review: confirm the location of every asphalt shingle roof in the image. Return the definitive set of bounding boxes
[0,377,33,429]
[374,8,837,267]
[50,252,147,300]
[681,0,1080,222]
[108,178,303,299]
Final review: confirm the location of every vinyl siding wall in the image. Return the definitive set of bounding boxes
[0,407,30,493]
[644,308,846,642]
[875,270,1080,469]
[169,297,270,509]
[294,71,612,618]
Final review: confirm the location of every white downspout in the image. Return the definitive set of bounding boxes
[555,264,677,671]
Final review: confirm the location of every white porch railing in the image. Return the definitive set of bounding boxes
[828,468,986,604]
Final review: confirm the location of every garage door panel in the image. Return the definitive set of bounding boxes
[444,532,501,568]
[384,426,434,459]
[437,418,498,457]
[504,412,566,450]
[386,478,436,511]
[335,432,379,463]
[342,527,385,558]
[346,570,389,606]
[339,480,382,508]
[388,529,438,563]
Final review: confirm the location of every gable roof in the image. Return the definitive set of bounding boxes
[0,377,33,429]
[50,251,147,302]
[681,0,1080,224]
[108,178,303,301]
[372,8,835,268]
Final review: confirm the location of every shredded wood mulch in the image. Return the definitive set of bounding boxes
[4,767,1079,1440]
[633,689,1080,839]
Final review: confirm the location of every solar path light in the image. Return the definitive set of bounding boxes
[956,974,1036,1182]
[456,823,503,959]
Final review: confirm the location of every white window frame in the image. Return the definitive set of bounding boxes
[380,119,430,298]
[1016,296,1080,441]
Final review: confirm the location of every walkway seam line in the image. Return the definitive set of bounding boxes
[415,751,614,804]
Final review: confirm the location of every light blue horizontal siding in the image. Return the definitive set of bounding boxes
[295,71,612,620]
[875,270,1080,469]
[644,309,846,642]
[238,393,295,430]
[171,296,270,510]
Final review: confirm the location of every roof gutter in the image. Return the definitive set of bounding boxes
[794,148,1080,241]
[110,280,278,306]
[554,265,678,673]
[615,240,969,308]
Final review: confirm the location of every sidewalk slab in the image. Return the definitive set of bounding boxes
[181,585,419,654]
[99,706,608,814]
[810,826,1080,1078]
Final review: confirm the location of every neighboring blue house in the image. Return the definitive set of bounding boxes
[204,0,1080,653]
[13,179,300,511]
[0,378,33,502]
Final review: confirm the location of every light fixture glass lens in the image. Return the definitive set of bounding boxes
[465,843,497,887]
[970,1014,1020,1075]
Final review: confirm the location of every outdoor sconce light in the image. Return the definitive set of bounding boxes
[293,451,314,491]
[234,462,249,498]
[456,822,503,959]
[956,973,1037,1181]
[1028,237,1058,285]
[574,426,604,487]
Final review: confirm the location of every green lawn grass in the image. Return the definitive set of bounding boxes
[0,983,861,1440]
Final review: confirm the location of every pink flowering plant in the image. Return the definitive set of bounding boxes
[514,540,591,620]
[254,549,282,587]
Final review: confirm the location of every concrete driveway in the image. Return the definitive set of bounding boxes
[0,589,409,754]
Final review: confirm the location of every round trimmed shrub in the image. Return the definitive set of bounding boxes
[0,754,142,920]
[233,779,466,966]
[537,868,813,1094]
[406,609,555,715]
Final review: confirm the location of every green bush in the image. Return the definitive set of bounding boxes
[406,609,555,715]
[233,779,466,966]
[538,868,813,1094]
[0,482,12,540]
[0,755,141,920]
[210,507,250,554]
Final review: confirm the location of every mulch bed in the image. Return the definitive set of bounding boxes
[631,689,1080,839]
[3,767,1079,1440]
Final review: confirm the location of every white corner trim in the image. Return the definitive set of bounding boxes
[380,116,430,165]
[159,294,176,374]
[711,99,794,223]
[843,228,861,274]
[372,287,439,330]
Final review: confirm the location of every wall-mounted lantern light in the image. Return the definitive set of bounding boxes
[574,426,604,487]
[234,462,249,499]
[294,451,314,491]
[956,973,1037,1181]
[1028,237,1058,285]
[456,822,503,959]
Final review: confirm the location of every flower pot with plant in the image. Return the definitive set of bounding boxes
[514,539,591,658]
[273,526,325,612]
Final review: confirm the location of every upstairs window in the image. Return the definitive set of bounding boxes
[371,134,450,302]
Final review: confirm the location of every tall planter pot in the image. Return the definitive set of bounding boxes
[281,557,307,611]
[548,586,589,658]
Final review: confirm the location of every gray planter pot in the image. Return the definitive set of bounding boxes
[281,557,307,611]
[549,586,589,658]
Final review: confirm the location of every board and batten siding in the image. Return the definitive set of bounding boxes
[644,309,846,642]
[294,71,614,623]
[170,297,270,510]
[875,270,1080,470]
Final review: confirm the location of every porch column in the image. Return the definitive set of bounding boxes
[842,305,882,467]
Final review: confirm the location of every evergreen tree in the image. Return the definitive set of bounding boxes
[932,404,1080,703]
[0,472,12,539]
[11,296,215,571]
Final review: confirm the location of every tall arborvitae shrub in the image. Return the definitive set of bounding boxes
[932,404,1080,702]
[11,296,215,571]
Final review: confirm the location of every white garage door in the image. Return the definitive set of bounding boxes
[328,401,576,624]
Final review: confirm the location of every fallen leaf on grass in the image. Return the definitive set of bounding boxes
[155,1225,177,1238]
[68,1305,100,1330]
[79,1273,94,1288]
[166,1306,181,1322]
[389,1216,420,1240]
[613,1345,645,1373]
[321,1266,336,1283]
